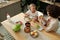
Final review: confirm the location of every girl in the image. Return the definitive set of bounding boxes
[25,4,43,22]
[43,5,59,32]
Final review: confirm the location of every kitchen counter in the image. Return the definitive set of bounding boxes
[0,0,20,8]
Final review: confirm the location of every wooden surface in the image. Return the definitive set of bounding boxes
[1,13,60,40]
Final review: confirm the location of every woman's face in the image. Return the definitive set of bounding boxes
[30,6,36,13]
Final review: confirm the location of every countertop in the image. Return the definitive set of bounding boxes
[0,0,20,8]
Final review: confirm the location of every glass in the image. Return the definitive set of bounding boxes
[31,22,44,31]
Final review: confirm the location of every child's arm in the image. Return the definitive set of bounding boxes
[24,10,30,18]
[38,16,47,25]
[25,13,29,18]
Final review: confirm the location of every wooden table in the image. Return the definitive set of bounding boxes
[1,13,60,40]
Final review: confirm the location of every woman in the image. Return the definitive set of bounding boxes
[42,5,59,32]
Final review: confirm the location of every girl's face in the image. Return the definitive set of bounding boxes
[30,6,36,13]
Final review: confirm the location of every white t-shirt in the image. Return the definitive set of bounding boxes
[26,10,43,19]
[45,17,59,32]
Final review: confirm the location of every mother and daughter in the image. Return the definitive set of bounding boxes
[24,4,59,32]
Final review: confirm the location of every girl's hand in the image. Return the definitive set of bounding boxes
[32,16,38,22]
[25,14,29,18]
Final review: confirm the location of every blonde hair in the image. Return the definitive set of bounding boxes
[28,4,36,9]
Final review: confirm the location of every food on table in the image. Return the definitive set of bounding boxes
[24,27,31,33]
[24,22,31,33]
[16,21,23,25]
[25,21,30,27]
[34,23,40,29]
[20,21,23,25]
[25,18,29,21]
[36,24,40,29]
[12,24,22,32]
[30,30,38,38]
[34,30,37,32]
